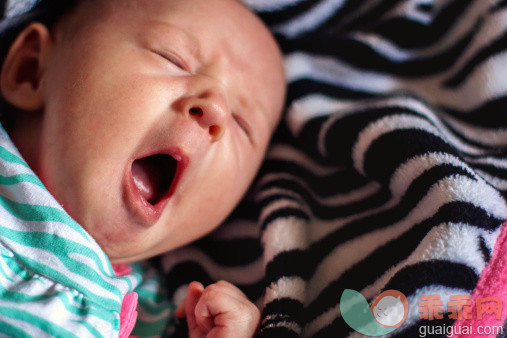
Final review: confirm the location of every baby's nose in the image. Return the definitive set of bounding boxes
[180,86,228,142]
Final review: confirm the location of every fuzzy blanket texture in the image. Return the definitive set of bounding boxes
[2,0,507,337]
[158,0,507,337]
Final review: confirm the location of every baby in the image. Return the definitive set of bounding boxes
[0,0,285,336]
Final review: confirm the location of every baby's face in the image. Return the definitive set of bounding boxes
[10,0,285,262]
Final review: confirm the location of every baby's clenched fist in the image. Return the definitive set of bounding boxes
[175,281,261,338]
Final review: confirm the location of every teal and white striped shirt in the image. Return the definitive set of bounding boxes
[0,125,173,337]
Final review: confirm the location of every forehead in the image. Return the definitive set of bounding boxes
[67,0,285,128]
[98,0,280,66]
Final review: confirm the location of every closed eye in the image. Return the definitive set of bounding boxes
[233,113,253,143]
[152,49,189,71]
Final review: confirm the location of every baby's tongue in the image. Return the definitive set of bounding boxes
[131,159,160,204]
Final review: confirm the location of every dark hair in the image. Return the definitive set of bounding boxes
[0,0,78,130]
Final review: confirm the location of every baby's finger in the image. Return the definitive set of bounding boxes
[185,282,205,333]
[208,280,251,304]
[212,280,249,301]
[195,284,259,335]
[194,286,237,329]
[175,298,186,318]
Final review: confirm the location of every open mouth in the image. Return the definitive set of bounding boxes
[131,154,179,206]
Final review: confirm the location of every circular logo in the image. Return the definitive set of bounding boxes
[370,290,408,328]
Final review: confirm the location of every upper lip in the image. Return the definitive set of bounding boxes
[124,147,188,225]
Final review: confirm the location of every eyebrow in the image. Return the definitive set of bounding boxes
[146,20,202,63]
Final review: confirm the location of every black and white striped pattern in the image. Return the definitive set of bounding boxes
[159,1,507,336]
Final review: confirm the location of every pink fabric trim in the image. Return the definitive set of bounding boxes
[112,263,133,277]
[119,292,138,338]
[451,222,507,337]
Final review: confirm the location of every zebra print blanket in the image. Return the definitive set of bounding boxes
[159,0,507,337]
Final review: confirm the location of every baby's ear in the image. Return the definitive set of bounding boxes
[0,22,53,111]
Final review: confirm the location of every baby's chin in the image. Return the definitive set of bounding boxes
[94,222,187,265]
[78,215,161,264]
[100,239,160,265]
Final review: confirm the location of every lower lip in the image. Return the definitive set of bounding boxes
[124,150,188,225]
